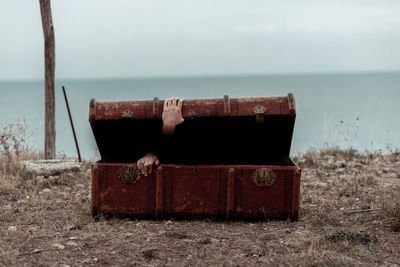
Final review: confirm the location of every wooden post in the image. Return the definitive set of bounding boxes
[39,0,56,159]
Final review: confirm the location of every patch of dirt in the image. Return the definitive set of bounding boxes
[1,150,400,266]
[325,231,378,245]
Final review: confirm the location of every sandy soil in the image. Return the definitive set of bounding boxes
[1,149,399,267]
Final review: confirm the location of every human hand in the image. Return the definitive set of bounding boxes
[137,153,160,176]
[162,97,184,134]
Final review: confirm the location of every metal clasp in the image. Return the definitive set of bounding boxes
[192,166,200,175]
[253,105,266,123]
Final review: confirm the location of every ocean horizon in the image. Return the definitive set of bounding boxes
[1,71,399,159]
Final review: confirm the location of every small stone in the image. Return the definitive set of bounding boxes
[8,226,17,232]
[52,243,65,250]
[81,258,91,264]
[42,188,51,193]
[69,236,78,240]
[125,233,133,237]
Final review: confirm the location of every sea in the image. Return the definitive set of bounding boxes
[0,72,399,160]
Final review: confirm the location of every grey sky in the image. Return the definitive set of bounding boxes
[1,0,400,80]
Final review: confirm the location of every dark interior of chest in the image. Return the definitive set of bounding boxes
[91,115,296,166]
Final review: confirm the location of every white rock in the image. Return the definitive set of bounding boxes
[21,160,81,176]
[52,243,65,250]
[42,188,51,193]
[8,226,17,232]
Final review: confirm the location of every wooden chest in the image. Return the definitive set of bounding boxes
[90,94,301,220]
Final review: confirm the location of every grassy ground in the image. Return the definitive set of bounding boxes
[0,148,400,267]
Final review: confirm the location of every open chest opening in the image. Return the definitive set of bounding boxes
[92,115,295,166]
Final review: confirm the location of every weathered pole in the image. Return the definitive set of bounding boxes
[39,0,56,159]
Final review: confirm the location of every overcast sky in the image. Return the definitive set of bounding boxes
[1,0,400,80]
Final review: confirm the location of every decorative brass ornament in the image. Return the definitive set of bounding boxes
[121,110,134,118]
[252,105,267,114]
[252,168,277,187]
[119,166,142,184]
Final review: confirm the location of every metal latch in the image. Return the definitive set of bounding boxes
[223,95,231,116]
[153,97,160,117]
[252,105,266,123]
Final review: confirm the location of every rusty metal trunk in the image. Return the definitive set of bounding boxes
[90,94,301,220]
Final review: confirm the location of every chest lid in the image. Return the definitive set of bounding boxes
[89,94,297,164]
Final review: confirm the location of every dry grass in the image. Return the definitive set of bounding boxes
[0,124,399,266]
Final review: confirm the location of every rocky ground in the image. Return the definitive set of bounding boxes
[0,149,399,267]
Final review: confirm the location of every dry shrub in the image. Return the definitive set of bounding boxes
[0,120,39,181]
[335,172,378,198]
[301,204,341,227]
[0,120,31,159]
[319,146,359,159]
[0,173,18,196]
[380,189,400,220]
[280,240,355,267]
[299,147,359,168]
